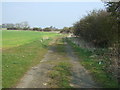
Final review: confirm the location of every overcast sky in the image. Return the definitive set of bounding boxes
[2,2,105,28]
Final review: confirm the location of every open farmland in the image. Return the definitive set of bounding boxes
[2,30,59,49]
[2,30,60,88]
[2,30,118,88]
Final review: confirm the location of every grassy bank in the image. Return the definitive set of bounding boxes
[67,38,118,88]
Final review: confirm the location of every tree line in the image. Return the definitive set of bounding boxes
[1,22,60,32]
[2,21,30,30]
[1,22,74,33]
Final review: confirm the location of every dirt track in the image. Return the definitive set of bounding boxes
[65,43,98,88]
[16,38,99,88]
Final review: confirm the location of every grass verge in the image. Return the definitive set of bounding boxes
[2,38,53,88]
[67,38,119,88]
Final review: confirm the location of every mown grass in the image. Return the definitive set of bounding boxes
[2,30,60,88]
[67,38,119,88]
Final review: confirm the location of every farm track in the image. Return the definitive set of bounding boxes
[65,42,98,88]
[16,37,99,88]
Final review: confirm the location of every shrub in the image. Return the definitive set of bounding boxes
[33,27,42,31]
[73,10,118,48]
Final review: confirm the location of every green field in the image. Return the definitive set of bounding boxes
[2,30,60,88]
[2,30,59,49]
